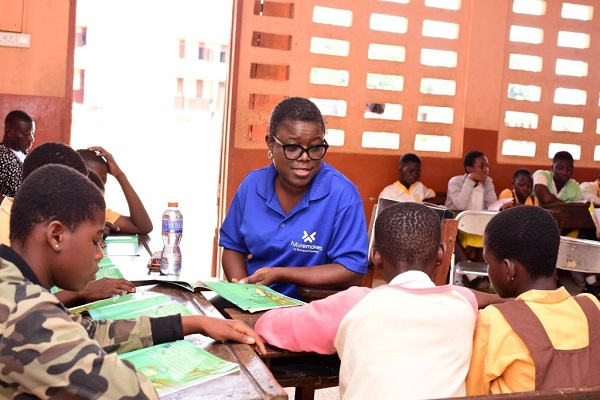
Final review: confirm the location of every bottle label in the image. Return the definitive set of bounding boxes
[162,219,183,233]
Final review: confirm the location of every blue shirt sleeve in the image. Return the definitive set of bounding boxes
[218,181,250,255]
[327,190,369,274]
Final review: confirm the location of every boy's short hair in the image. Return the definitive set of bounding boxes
[553,151,574,163]
[10,164,105,244]
[400,153,422,166]
[463,150,484,171]
[22,142,87,181]
[77,149,108,170]
[5,110,33,126]
[87,169,105,192]
[512,168,532,181]
[484,206,559,279]
[374,202,440,269]
[269,97,326,136]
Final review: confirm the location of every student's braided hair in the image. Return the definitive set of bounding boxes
[484,205,559,279]
[10,164,105,244]
[374,202,441,269]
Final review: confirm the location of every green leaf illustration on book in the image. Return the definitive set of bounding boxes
[119,340,240,396]
[204,281,305,313]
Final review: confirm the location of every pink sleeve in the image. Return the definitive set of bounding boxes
[255,286,371,354]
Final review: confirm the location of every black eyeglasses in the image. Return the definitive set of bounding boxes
[270,135,329,161]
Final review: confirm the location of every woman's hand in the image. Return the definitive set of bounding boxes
[182,316,267,355]
[238,267,281,286]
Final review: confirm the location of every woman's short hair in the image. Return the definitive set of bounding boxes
[22,142,87,181]
[269,97,325,136]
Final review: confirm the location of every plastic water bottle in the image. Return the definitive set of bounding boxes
[160,202,183,275]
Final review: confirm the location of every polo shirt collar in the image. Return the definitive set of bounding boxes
[0,244,42,286]
[389,270,435,288]
[516,286,571,304]
[256,162,332,214]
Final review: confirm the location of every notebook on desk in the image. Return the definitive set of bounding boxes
[103,235,141,256]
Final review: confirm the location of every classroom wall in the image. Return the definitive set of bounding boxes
[223,0,599,224]
[0,0,75,144]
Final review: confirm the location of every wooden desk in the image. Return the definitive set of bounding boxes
[542,202,595,231]
[130,283,287,399]
[223,307,340,400]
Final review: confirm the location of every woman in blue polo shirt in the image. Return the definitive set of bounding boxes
[219,97,369,299]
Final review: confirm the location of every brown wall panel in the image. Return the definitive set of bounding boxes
[0,94,70,145]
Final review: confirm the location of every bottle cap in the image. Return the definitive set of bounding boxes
[168,202,178,207]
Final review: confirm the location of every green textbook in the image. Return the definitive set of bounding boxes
[74,293,193,320]
[103,235,140,256]
[95,257,124,279]
[119,340,240,396]
[204,281,305,313]
[133,277,305,313]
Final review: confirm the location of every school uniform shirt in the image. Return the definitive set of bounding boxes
[0,244,184,399]
[532,170,582,202]
[378,180,436,203]
[256,270,478,400]
[498,188,540,206]
[445,174,497,211]
[580,180,600,205]
[0,196,10,245]
[0,143,24,198]
[466,287,600,395]
[219,162,369,299]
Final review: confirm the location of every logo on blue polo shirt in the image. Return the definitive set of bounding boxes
[290,231,323,253]
[302,230,316,243]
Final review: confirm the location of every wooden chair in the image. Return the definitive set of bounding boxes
[298,200,458,302]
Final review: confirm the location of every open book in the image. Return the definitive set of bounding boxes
[135,277,305,313]
[588,202,600,238]
[204,281,305,313]
[70,293,192,320]
[118,340,240,396]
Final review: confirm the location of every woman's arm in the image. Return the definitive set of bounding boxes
[222,248,249,282]
[240,263,363,289]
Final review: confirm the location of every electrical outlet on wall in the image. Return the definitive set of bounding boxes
[0,31,30,48]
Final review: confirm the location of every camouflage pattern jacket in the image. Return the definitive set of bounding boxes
[0,245,184,399]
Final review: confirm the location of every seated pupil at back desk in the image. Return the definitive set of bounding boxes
[498,168,539,209]
[378,153,435,203]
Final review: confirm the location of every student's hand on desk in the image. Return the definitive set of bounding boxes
[238,267,280,286]
[81,278,136,302]
[184,316,267,355]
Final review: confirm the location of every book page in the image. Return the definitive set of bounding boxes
[118,340,240,396]
[205,281,305,312]
[88,293,192,320]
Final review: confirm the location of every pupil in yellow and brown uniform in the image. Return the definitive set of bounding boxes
[0,164,265,399]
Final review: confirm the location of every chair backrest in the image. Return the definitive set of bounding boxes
[363,198,457,287]
[557,236,600,274]
[455,210,498,236]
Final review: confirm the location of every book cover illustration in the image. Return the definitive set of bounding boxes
[204,281,305,313]
[119,340,240,396]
